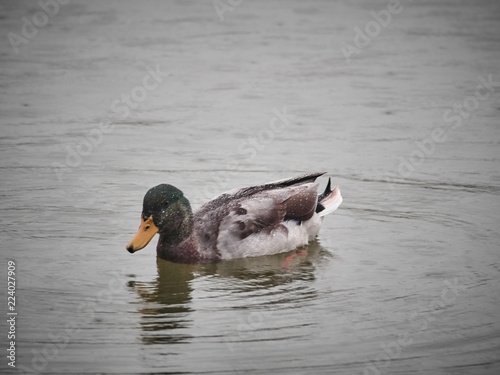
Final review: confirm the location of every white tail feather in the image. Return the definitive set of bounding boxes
[318,186,342,217]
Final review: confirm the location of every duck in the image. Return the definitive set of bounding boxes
[126,172,342,263]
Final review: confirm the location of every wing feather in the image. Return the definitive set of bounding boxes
[193,173,326,258]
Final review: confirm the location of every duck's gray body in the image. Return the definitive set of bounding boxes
[157,172,342,262]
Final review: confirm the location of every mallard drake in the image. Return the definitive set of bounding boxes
[126,172,342,263]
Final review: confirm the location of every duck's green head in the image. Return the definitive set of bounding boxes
[126,184,192,253]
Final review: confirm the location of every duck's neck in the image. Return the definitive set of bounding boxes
[156,232,201,263]
[155,209,201,263]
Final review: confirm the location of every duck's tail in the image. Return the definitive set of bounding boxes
[316,178,342,217]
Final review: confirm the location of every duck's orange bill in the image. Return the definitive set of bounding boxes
[126,216,158,253]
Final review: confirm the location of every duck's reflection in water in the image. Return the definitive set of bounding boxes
[128,240,332,345]
[128,261,196,345]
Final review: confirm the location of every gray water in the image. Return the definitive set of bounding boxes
[1,0,500,374]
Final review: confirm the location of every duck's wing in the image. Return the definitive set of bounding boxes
[194,173,326,258]
[231,171,327,200]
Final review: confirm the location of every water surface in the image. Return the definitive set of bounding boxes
[1,0,499,374]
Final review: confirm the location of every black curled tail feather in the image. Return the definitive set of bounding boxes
[318,178,332,202]
[316,178,332,213]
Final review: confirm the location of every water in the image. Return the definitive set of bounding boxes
[1,0,499,374]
